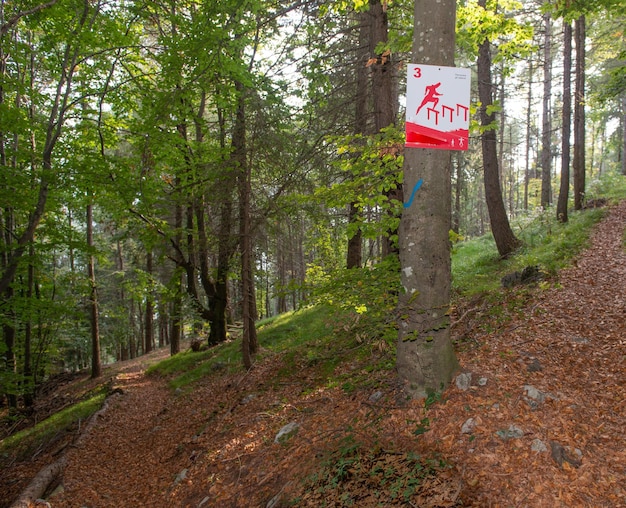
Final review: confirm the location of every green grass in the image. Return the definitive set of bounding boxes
[452,205,608,296]
[0,390,107,460]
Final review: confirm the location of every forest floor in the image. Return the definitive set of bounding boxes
[2,200,626,508]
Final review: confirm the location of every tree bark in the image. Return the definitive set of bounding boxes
[540,11,552,208]
[396,0,459,399]
[573,15,586,210]
[87,201,101,379]
[557,21,572,223]
[369,0,401,258]
[144,250,154,354]
[622,96,626,176]
[234,81,258,369]
[477,0,521,258]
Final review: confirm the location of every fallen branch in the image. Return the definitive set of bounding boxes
[9,390,123,508]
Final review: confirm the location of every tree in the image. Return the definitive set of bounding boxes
[573,15,586,209]
[540,10,553,208]
[396,0,459,399]
[475,0,522,258]
[86,198,101,379]
[557,21,573,222]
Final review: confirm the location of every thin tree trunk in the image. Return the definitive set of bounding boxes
[573,15,586,210]
[524,58,534,210]
[622,96,626,176]
[540,11,552,208]
[369,0,401,258]
[557,21,572,223]
[144,250,154,353]
[87,200,101,379]
[234,81,257,368]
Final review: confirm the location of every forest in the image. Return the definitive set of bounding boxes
[1,0,626,412]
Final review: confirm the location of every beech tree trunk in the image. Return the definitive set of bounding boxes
[396,0,459,399]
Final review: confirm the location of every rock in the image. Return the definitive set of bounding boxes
[369,391,384,403]
[461,418,477,434]
[478,377,488,386]
[241,394,256,404]
[523,385,557,409]
[275,422,300,444]
[571,336,590,344]
[531,439,548,453]
[456,372,472,391]
[527,358,543,372]
[174,468,188,484]
[523,385,546,403]
[496,425,524,440]
[549,440,582,468]
[501,265,544,288]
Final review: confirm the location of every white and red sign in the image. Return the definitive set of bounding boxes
[405,64,471,150]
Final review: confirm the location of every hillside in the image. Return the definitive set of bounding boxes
[2,200,626,507]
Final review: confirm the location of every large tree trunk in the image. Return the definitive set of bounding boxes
[557,21,573,223]
[477,1,521,258]
[540,11,553,208]
[396,0,459,400]
[573,15,586,210]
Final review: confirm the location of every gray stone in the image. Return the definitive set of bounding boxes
[275,422,300,444]
[461,418,477,434]
[496,425,524,440]
[369,391,384,403]
[527,358,543,372]
[531,439,548,453]
[478,377,488,386]
[174,468,188,484]
[523,385,546,403]
[241,394,256,404]
[456,372,472,391]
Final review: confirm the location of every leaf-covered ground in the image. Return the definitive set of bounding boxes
[2,201,625,507]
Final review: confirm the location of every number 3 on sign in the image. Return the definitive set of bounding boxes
[412,67,422,78]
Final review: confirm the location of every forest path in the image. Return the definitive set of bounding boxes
[422,199,626,506]
[5,201,626,508]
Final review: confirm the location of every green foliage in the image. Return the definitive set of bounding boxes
[296,436,450,506]
[457,0,535,72]
[314,127,404,245]
[305,256,401,347]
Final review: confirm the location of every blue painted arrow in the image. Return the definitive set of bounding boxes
[403,178,424,208]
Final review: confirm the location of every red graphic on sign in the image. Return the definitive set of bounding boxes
[416,82,443,115]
